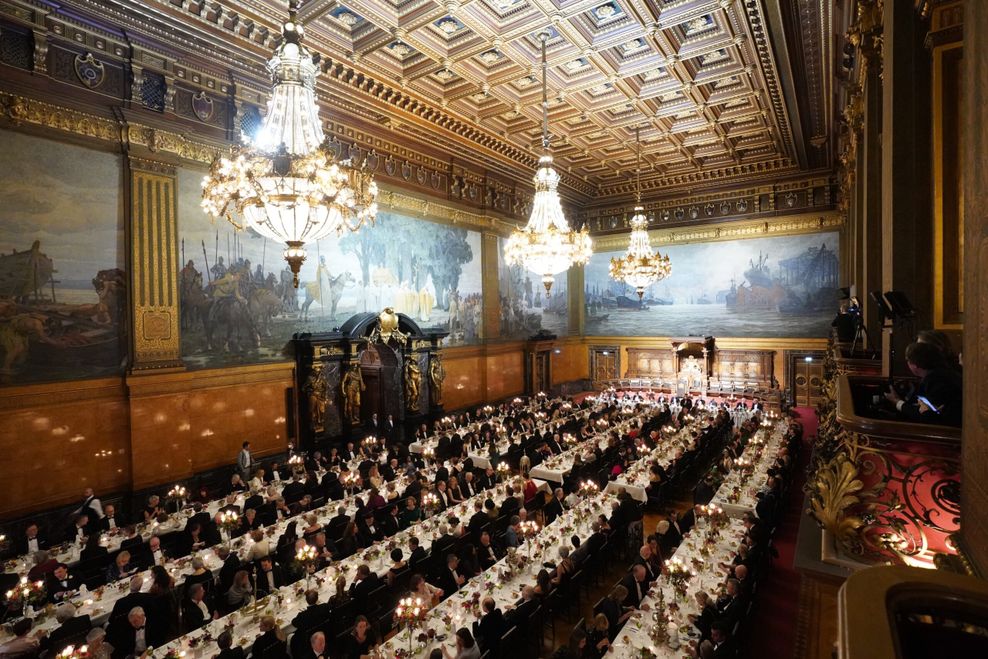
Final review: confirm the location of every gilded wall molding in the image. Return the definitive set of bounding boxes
[590,212,843,252]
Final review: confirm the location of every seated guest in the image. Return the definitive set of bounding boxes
[215,630,245,659]
[44,603,91,655]
[0,618,41,658]
[108,607,148,659]
[217,545,242,593]
[442,628,481,659]
[119,525,143,552]
[143,495,164,522]
[410,573,443,608]
[183,583,215,629]
[688,591,717,640]
[298,631,327,659]
[600,586,635,636]
[106,551,138,583]
[408,536,428,564]
[338,522,359,559]
[81,533,109,563]
[477,531,501,570]
[586,613,611,658]
[245,529,273,563]
[27,550,58,582]
[654,519,679,557]
[225,570,253,611]
[143,536,169,568]
[255,556,285,597]
[385,549,407,586]
[884,341,963,426]
[620,565,649,607]
[349,564,381,612]
[504,585,538,627]
[18,522,49,556]
[329,575,350,609]
[343,615,377,659]
[633,545,659,583]
[85,628,113,659]
[708,620,735,658]
[178,521,209,557]
[250,615,287,658]
[46,563,81,603]
[715,578,744,625]
[472,597,507,655]
[291,590,331,636]
[505,516,521,548]
[229,473,248,494]
[67,514,90,543]
[436,554,466,597]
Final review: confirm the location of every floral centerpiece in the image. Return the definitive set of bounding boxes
[341,471,361,494]
[217,510,239,538]
[518,521,539,560]
[295,544,318,587]
[4,577,47,610]
[395,595,426,654]
[420,492,440,518]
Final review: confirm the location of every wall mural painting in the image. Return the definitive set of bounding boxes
[583,231,841,338]
[497,237,569,339]
[0,130,126,384]
[177,167,483,368]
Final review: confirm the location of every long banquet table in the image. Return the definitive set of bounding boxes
[709,420,789,518]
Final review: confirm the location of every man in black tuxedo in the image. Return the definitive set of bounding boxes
[384,414,398,444]
[281,476,306,505]
[709,621,736,658]
[633,545,659,583]
[18,522,48,556]
[216,630,246,659]
[572,521,605,566]
[499,487,520,518]
[99,504,123,533]
[436,435,452,462]
[291,590,331,637]
[119,525,143,553]
[715,578,744,625]
[380,458,398,482]
[477,531,501,570]
[620,565,648,608]
[349,564,380,615]
[477,467,496,491]
[142,536,170,569]
[504,585,538,627]
[46,564,81,603]
[45,604,92,655]
[356,511,382,548]
[543,488,565,524]
[461,472,478,498]
[250,615,288,658]
[108,606,149,658]
[379,505,400,537]
[255,556,286,597]
[679,505,701,536]
[434,481,452,510]
[408,537,428,565]
[109,576,156,625]
[365,413,381,436]
[435,554,466,598]
[467,501,488,539]
[326,506,350,541]
[473,597,508,655]
[182,583,215,630]
[217,546,242,594]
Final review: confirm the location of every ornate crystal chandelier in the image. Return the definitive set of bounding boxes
[504,32,593,295]
[609,126,671,300]
[201,0,377,287]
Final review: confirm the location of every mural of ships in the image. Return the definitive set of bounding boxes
[725,244,838,314]
[0,241,124,374]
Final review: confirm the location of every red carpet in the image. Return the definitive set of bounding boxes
[742,407,818,659]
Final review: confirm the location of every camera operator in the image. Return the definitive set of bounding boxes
[883,341,962,427]
[831,300,857,342]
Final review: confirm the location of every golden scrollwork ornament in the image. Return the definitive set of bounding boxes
[369,307,407,345]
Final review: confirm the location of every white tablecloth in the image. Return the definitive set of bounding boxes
[709,421,789,518]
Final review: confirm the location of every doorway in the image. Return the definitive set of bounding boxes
[359,343,401,425]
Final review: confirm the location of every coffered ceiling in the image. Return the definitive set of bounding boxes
[87,0,835,201]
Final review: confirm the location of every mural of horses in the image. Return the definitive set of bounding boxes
[300,271,355,321]
[249,288,283,337]
[203,296,260,352]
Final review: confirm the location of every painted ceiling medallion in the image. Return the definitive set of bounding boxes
[438,19,460,35]
[73,52,105,89]
[389,42,411,58]
[479,50,500,65]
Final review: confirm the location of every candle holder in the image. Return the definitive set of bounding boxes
[295,544,318,588]
[666,558,694,601]
[56,646,93,659]
[166,485,187,512]
[578,480,599,498]
[217,511,240,541]
[496,462,510,482]
[420,492,440,518]
[341,471,361,495]
[422,446,436,465]
[395,596,426,654]
[361,436,379,454]
[4,576,47,612]
[518,521,540,561]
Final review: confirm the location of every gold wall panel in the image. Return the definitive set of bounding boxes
[126,364,293,490]
[443,354,485,411]
[0,379,131,519]
[129,160,182,366]
[485,350,525,401]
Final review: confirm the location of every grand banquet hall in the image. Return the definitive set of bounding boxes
[0,1,984,658]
